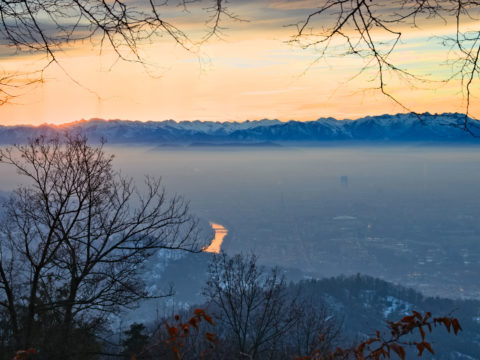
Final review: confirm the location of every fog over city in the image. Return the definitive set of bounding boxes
[2,145,474,300]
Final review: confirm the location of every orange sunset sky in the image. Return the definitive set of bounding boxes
[0,0,478,126]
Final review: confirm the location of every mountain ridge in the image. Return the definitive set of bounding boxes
[1,112,479,144]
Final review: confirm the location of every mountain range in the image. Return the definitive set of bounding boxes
[1,112,479,144]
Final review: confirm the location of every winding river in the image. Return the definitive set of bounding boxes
[203,222,228,254]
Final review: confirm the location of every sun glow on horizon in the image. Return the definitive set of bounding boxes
[0,1,478,126]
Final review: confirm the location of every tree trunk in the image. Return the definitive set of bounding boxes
[24,271,40,349]
[57,280,78,359]
[0,265,19,349]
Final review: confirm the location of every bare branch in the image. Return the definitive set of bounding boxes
[290,0,480,130]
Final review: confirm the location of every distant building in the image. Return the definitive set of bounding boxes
[340,175,349,188]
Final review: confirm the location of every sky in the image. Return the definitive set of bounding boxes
[0,0,478,126]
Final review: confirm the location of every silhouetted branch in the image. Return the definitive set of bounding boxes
[0,0,228,104]
[290,0,480,129]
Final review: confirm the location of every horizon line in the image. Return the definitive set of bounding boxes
[1,111,476,128]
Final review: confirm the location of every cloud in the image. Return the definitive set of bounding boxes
[267,0,319,10]
[241,87,309,96]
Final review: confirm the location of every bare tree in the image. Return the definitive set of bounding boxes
[0,133,199,358]
[289,0,480,131]
[284,300,340,358]
[203,253,301,360]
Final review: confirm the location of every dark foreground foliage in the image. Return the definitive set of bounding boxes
[117,254,464,360]
[129,308,460,360]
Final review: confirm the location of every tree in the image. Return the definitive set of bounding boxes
[121,323,151,360]
[289,0,480,130]
[0,133,199,358]
[285,300,340,358]
[300,310,462,360]
[203,253,305,360]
